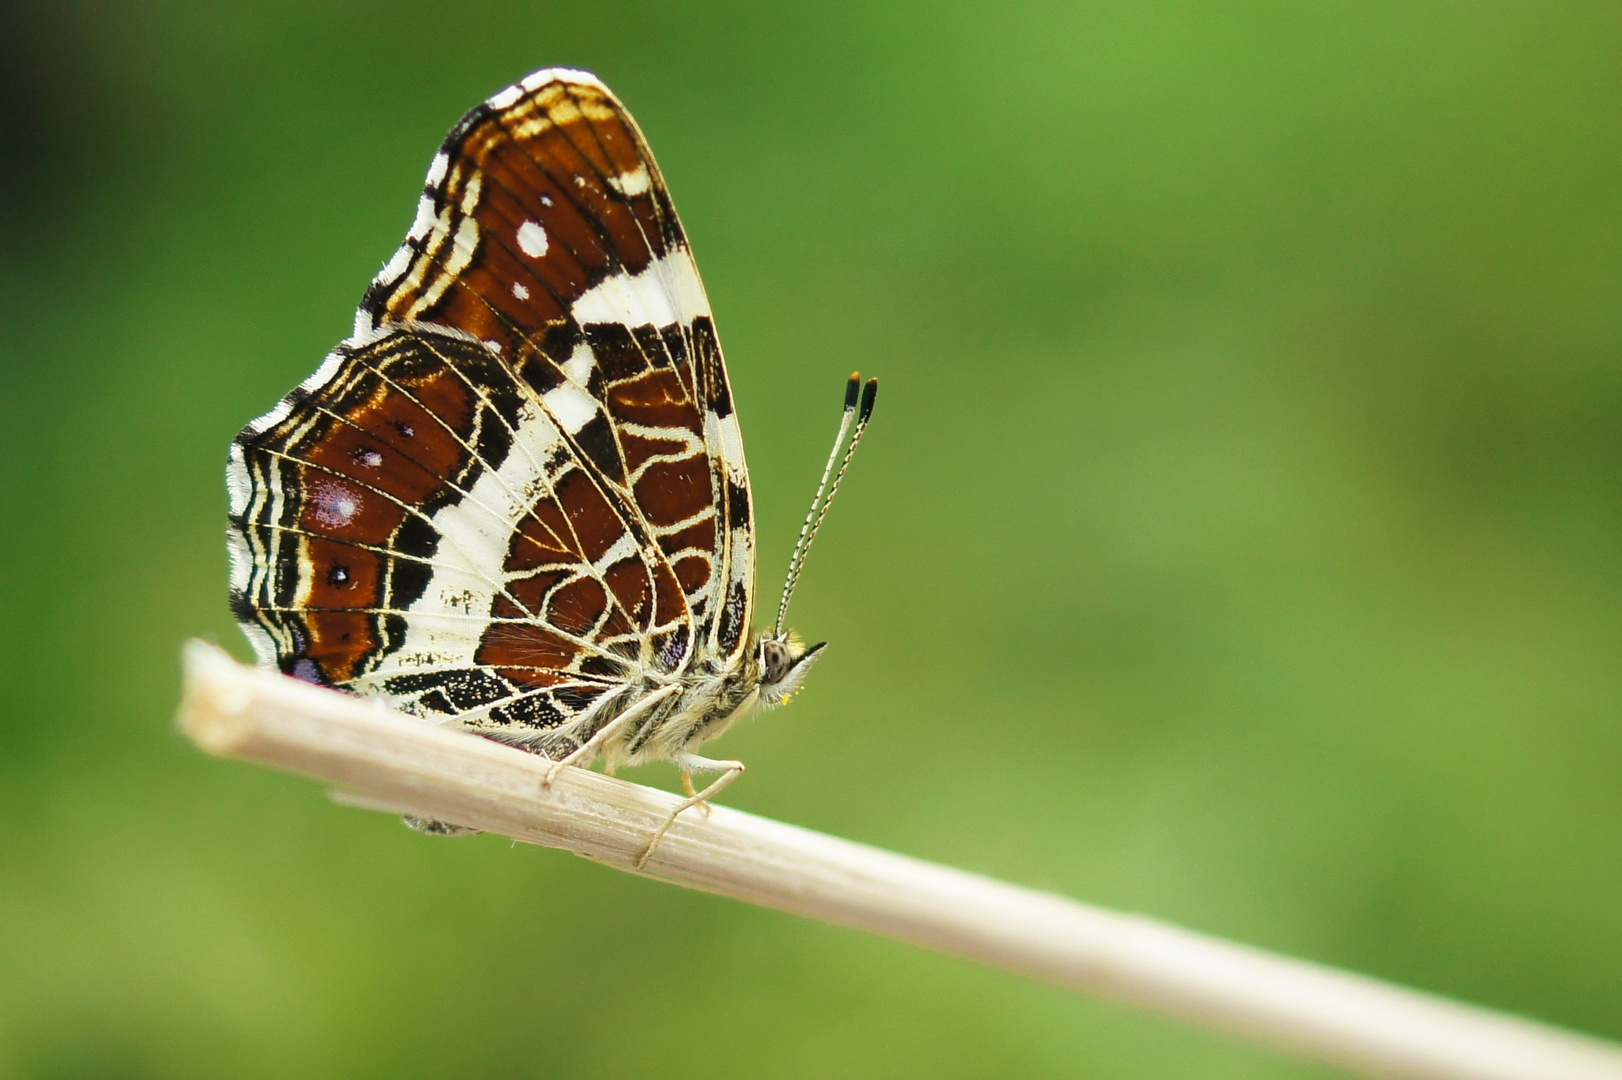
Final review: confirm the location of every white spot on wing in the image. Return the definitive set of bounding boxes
[246,398,292,435]
[543,383,598,435]
[608,167,651,198]
[517,220,549,258]
[299,351,345,394]
[570,246,711,328]
[726,527,754,612]
[239,620,278,670]
[704,411,748,484]
[716,413,745,475]
[407,194,436,241]
[488,84,523,109]
[425,152,449,188]
[226,445,252,517]
[562,343,594,385]
[512,282,530,301]
[522,68,605,92]
[376,243,412,286]
[593,531,641,575]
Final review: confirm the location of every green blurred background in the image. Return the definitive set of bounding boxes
[3,2,1620,1077]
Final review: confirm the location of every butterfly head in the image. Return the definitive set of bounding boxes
[757,632,826,707]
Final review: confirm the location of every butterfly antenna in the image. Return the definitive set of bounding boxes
[773,373,879,638]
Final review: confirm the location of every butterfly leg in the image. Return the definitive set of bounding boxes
[542,684,681,789]
[633,756,745,870]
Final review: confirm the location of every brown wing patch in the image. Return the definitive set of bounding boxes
[360,74,679,354]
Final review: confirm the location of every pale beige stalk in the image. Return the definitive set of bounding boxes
[177,639,1622,1080]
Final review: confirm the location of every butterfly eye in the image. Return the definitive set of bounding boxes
[761,640,793,684]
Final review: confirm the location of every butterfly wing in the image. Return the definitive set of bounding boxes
[228,69,753,745]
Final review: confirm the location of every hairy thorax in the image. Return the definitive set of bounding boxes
[564,630,825,771]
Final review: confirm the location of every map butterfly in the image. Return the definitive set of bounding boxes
[226,69,875,851]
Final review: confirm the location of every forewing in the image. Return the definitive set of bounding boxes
[359,69,753,661]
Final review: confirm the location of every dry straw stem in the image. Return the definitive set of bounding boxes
[177,639,1622,1080]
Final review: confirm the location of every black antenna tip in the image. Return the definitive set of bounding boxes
[844,372,861,410]
[858,377,878,422]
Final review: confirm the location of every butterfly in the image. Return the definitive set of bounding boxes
[226,69,875,856]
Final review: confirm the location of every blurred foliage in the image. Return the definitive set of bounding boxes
[2,2,1621,1077]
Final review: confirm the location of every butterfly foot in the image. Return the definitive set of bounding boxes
[680,771,720,818]
[540,758,567,790]
[633,759,744,871]
[540,741,589,790]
